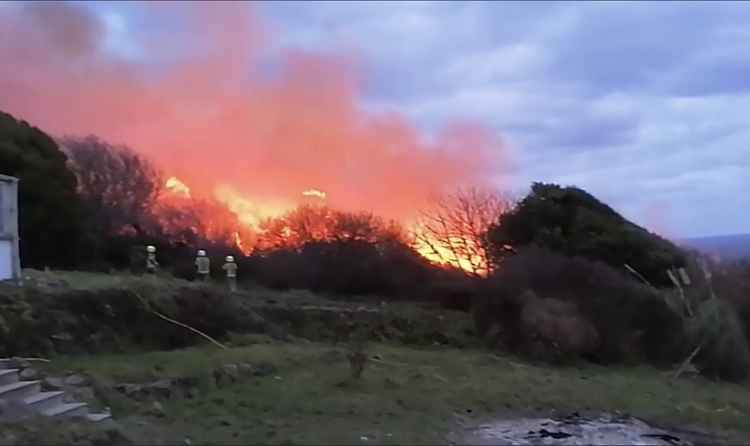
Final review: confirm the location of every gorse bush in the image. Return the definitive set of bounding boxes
[518,292,600,363]
[475,247,685,365]
[486,182,685,286]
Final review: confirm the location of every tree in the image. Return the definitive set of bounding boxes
[62,135,162,237]
[250,205,436,296]
[0,110,83,268]
[256,205,405,251]
[486,182,685,285]
[414,187,514,277]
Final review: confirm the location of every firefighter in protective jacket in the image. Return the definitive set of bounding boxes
[222,256,238,292]
[195,250,210,281]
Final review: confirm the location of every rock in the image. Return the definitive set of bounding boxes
[148,379,174,399]
[115,383,143,399]
[383,378,400,389]
[213,364,243,388]
[19,368,40,380]
[253,363,277,377]
[238,363,254,376]
[223,364,240,380]
[145,401,166,418]
[16,359,31,369]
[71,386,96,403]
[65,374,88,386]
[44,376,65,390]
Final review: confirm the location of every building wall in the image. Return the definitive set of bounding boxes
[0,175,21,283]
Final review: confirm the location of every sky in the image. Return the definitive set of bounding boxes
[2,1,749,238]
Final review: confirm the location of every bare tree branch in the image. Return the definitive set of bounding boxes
[414,187,513,276]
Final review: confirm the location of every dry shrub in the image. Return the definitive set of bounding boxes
[476,247,685,364]
[686,298,750,382]
[519,292,599,362]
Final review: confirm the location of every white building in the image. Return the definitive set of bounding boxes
[0,174,21,284]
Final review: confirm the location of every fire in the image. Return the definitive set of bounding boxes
[214,185,292,230]
[160,177,484,274]
[0,2,508,277]
[302,189,327,200]
[411,228,488,276]
[233,231,250,255]
[165,177,191,198]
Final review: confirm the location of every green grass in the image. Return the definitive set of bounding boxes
[21,268,200,293]
[41,341,750,444]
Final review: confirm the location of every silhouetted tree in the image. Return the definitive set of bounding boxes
[0,111,83,268]
[62,135,162,237]
[486,182,685,285]
[249,205,438,297]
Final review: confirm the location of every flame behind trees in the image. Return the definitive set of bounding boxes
[166,177,192,198]
[62,134,511,273]
[414,188,514,277]
[64,136,253,255]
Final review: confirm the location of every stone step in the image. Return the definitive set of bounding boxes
[42,402,89,418]
[0,358,17,370]
[0,368,20,386]
[0,380,41,401]
[0,359,113,424]
[23,390,66,412]
[86,412,112,423]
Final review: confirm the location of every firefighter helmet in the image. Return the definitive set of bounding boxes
[225,256,235,262]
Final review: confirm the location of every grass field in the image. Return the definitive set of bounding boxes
[37,340,750,445]
[5,269,750,444]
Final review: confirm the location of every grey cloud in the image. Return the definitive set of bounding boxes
[259,2,750,235]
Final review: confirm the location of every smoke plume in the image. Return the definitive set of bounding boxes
[0,2,507,223]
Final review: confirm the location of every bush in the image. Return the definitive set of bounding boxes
[0,110,84,268]
[486,182,685,286]
[475,247,685,364]
[240,239,445,300]
[519,292,599,362]
[0,281,265,356]
[686,297,750,382]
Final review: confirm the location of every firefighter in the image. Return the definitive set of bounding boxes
[222,255,238,292]
[195,250,211,281]
[146,245,159,274]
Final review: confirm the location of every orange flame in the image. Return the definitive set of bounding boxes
[233,231,250,255]
[411,227,488,276]
[302,189,327,200]
[214,185,292,230]
[165,177,191,198]
[162,177,484,273]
